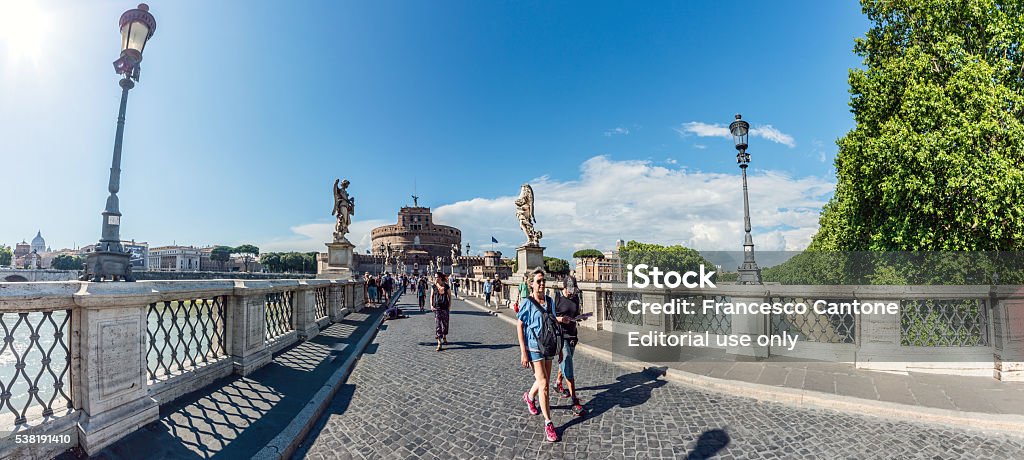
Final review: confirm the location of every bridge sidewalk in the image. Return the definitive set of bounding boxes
[458,295,1024,435]
[59,301,389,459]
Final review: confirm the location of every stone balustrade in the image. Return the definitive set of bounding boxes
[457,276,1024,382]
[0,278,365,458]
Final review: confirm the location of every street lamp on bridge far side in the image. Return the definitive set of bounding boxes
[730,114,762,285]
[82,4,157,282]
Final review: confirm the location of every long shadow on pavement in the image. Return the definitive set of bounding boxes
[60,308,383,460]
[414,341,518,351]
[559,366,669,434]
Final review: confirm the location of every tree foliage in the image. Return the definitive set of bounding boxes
[618,240,717,280]
[572,249,605,259]
[51,254,85,270]
[0,246,11,266]
[544,257,570,275]
[260,252,317,273]
[210,246,233,270]
[233,244,260,272]
[811,0,1024,253]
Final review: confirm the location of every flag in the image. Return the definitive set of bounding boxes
[491,236,498,243]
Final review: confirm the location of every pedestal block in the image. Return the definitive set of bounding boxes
[516,245,545,276]
[73,283,160,455]
[226,284,271,376]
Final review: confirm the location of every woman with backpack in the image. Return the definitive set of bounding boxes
[515,268,561,443]
[430,272,452,351]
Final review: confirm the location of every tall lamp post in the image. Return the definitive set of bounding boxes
[731,114,762,284]
[82,4,157,282]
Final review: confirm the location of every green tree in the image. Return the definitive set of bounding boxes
[234,244,260,272]
[618,240,718,280]
[572,249,605,259]
[211,246,233,271]
[812,0,1024,253]
[51,254,85,270]
[261,252,282,272]
[0,245,11,266]
[544,257,570,275]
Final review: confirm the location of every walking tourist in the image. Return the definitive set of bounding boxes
[514,273,530,313]
[417,276,428,312]
[516,268,561,442]
[483,278,493,306]
[431,272,452,351]
[554,284,587,416]
[366,274,378,305]
[452,277,460,298]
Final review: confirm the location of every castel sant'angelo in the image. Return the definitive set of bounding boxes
[357,205,462,274]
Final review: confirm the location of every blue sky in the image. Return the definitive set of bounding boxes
[1,1,868,263]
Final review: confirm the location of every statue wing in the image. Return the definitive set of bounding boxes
[524,185,537,223]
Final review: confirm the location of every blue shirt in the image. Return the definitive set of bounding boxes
[517,295,555,352]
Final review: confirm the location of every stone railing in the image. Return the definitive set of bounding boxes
[0,278,365,458]
[458,276,1024,381]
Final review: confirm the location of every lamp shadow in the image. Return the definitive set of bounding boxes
[686,429,730,460]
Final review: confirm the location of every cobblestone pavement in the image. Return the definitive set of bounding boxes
[296,295,1024,459]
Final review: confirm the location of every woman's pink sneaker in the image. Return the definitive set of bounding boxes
[544,422,559,442]
[523,392,539,415]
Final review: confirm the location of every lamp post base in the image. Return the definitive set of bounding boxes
[736,263,762,285]
[81,250,134,282]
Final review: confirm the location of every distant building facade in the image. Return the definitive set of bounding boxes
[357,206,462,274]
[147,246,202,271]
[575,240,624,282]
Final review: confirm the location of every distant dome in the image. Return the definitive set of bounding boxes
[31,231,46,254]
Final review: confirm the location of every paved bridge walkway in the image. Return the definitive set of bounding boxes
[295,294,1024,459]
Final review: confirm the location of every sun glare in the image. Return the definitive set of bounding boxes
[0,0,51,66]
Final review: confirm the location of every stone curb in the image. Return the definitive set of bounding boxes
[254,291,400,459]
[458,296,1024,437]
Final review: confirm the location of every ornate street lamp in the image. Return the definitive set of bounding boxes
[731,114,761,284]
[82,4,157,282]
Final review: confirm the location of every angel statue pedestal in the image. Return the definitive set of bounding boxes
[320,237,355,280]
[516,244,545,276]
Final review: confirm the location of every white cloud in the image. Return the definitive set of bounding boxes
[258,219,390,253]
[693,144,707,150]
[676,122,729,138]
[433,156,833,261]
[603,126,630,137]
[677,121,797,148]
[267,156,834,262]
[665,158,677,164]
[750,125,796,148]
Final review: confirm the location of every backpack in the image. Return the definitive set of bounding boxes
[531,296,562,358]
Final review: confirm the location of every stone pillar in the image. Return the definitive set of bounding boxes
[515,245,545,277]
[579,283,600,330]
[854,295,905,373]
[320,240,355,279]
[350,282,363,312]
[227,281,272,376]
[726,288,769,359]
[292,281,319,340]
[73,283,160,455]
[993,287,1024,381]
[329,281,348,321]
